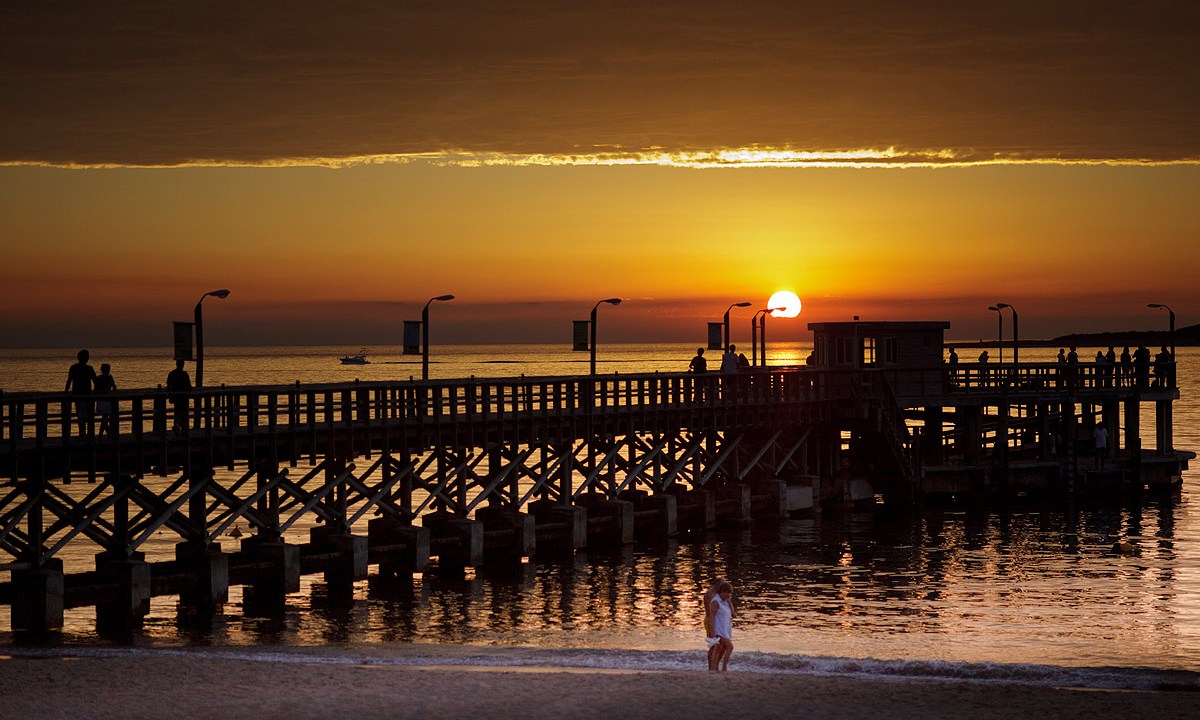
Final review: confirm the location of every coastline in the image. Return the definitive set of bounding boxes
[1,647,1196,720]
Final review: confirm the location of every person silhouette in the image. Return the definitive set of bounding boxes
[94,362,117,437]
[689,347,708,402]
[166,359,192,434]
[64,349,98,438]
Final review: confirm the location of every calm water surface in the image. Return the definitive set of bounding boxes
[2,344,1199,680]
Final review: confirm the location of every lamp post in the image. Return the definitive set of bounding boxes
[988,305,1003,363]
[590,298,622,374]
[995,302,1019,364]
[1147,302,1176,360]
[723,301,752,351]
[750,308,785,367]
[422,294,455,380]
[194,288,230,388]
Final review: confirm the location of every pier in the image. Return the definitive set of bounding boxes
[0,322,1191,635]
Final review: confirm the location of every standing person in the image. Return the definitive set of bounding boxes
[1105,346,1117,388]
[720,344,739,401]
[64,349,98,438]
[166,359,192,434]
[709,580,735,672]
[94,363,117,437]
[689,347,708,403]
[1066,346,1079,390]
[947,347,959,365]
[1153,346,1170,388]
[702,577,726,671]
[1134,345,1151,389]
[1119,346,1133,388]
[1093,423,1109,469]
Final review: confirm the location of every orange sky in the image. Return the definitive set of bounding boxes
[2,2,1198,347]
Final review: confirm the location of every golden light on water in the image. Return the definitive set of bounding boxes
[768,291,802,318]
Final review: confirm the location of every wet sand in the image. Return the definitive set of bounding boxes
[1,650,1196,720]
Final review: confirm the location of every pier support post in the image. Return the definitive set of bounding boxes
[754,479,788,519]
[10,559,64,634]
[671,487,716,532]
[95,550,152,633]
[619,490,676,537]
[577,493,635,545]
[1155,399,1173,457]
[476,506,536,561]
[531,501,587,556]
[240,536,301,614]
[423,511,483,572]
[368,518,430,578]
[175,542,229,613]
[716,484,752,523]
[310,526,369,601]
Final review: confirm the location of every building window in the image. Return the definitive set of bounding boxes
[884,337,898,364]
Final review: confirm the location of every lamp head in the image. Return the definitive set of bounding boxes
[433,294,455,302]
[1147,303,1164,309]
[988,305,999,312]
[735,301,752,308]
[206,289,231,300]
[995,302,1011,309]
[602,298,622,306]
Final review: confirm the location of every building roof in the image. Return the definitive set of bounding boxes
[807,321,951,332]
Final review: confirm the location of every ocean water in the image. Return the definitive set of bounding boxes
[2,343,1199,690]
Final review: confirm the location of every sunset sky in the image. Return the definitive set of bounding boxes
[2,2,1198,348]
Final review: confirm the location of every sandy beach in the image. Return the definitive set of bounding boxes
[1,649,1196,720]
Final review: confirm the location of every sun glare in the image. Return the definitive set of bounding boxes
[768,291,802,318]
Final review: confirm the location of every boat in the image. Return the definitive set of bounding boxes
[339,349,370,365]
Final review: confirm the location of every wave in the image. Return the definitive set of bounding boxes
[8,646,1198,692]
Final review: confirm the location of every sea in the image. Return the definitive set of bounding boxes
[2,342,1199,691]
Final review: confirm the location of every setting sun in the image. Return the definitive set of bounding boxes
[768,291,802,318]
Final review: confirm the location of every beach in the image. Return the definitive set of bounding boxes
[2,647,1197,720]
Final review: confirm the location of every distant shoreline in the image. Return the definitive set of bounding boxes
[949,326,1195,350]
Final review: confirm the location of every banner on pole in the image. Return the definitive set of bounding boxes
[572,320,590,351]
[173,321,194,361]
[707,322,724,351]
[403,320,422,355]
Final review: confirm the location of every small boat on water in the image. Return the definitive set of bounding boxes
[339,348,370,365]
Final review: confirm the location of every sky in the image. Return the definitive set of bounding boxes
[2,1,1199,348]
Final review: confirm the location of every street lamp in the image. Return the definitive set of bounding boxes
[988,305,1003,363]
[995,302,1019,364]
[590,298,622,374]
[1147,302,1176,363]
[751,308,785,367]
[723,301,752,350]
[194,288,230,387]
[422,294,455,380]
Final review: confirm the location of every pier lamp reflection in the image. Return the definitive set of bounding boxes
[422,294,455,380]
[194,288,230,388]
[591,298,622,375]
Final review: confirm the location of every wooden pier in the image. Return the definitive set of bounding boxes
[0,325,1190,635]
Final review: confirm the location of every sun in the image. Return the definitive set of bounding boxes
[768,290,802,318]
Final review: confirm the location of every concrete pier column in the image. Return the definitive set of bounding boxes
[475,506,536,561]
[95,550,152,633]
[530,500,587,555]
[10,559,64,634]
[176,542,229,613]
[310,526,369,590]
[240,536,300,614]
[619,489,678,537]
[716,484,752,523]
[422,511,483,572]
[368,518,430,577]
[1156,399,1173,456]
[753,479,788,519]
[577,493,635,545]
[671,487,716,532]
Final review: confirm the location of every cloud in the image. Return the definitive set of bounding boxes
[2,1,1199,167]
